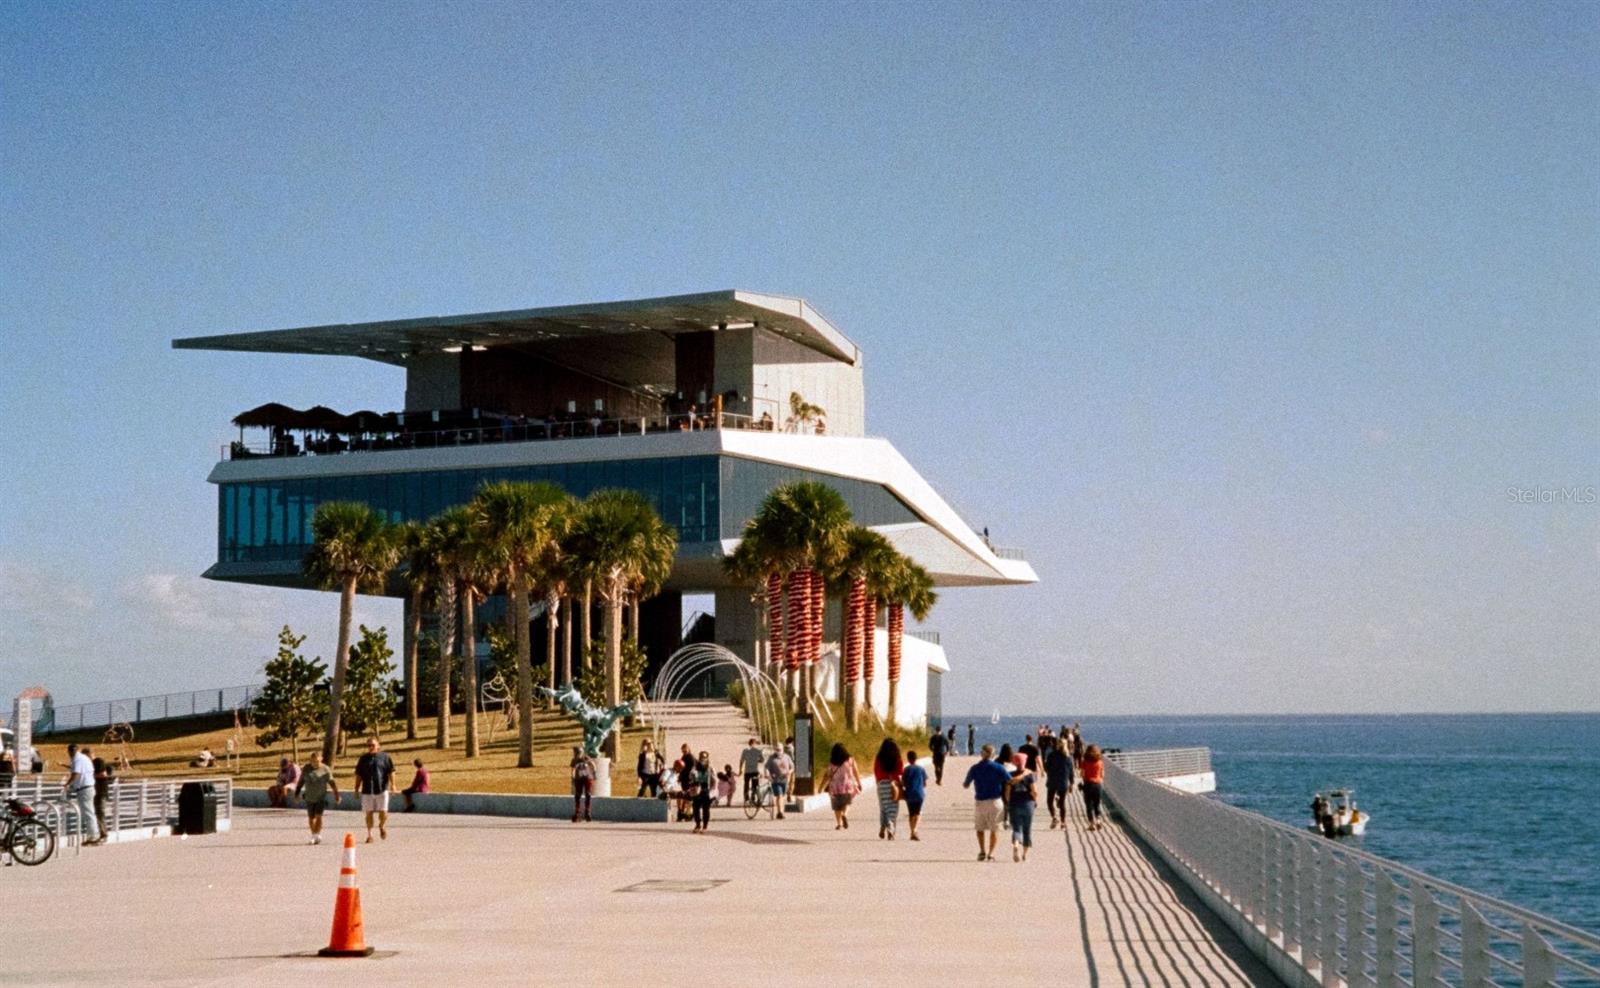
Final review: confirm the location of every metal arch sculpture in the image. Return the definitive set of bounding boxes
[538,684,633,758]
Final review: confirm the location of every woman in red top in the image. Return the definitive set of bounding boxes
[873,738,905,840]
[1079,744,1106,831]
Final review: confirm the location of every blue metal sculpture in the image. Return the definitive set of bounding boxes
[539,684,634,758]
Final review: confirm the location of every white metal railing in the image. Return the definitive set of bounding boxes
[37,685,262,734]
[1106,746,1212,779]
[1104,762,1600,987]
[906,629,941,645]
[1,776,233,859]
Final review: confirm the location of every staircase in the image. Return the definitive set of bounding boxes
[642,698,762,771]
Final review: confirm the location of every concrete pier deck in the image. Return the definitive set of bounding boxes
[6,756,1281,987]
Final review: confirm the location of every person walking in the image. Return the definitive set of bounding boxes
[1006,756,1039,861]
[636,740,663,798]
[740,738,764,803]
[901,750,928,841]
[294,750,338,845]
[689,751,714,833]
[996,743,1016,831]
[1044,736,1074,829]
[401,758,430,812]
[91,748,116,839]
[570,746,596,822]
[1080,744,1106,831]
[928,729,948,785]
[765,746,793,819]
[873,738,904,840]
[1018,734,1040,773]
[353,737,397,843]
[62,744,101,846]
[821,743,862,831]
[962,745,1009,861]
[966,724,975,757]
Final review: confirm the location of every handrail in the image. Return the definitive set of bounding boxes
[1104,761,1600,986]
[220,409,806,461]
[1,776,234,859]
[1106,746,1212,779]
[35,684,262,735]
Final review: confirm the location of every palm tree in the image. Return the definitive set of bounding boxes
[431,504,491,757]
[396,521,443,741]
[725,530,782,679]
[787,391,827,433]
[879,559,936,726]
[566,489,678,757]
[748,482,851,714]
[304,501,399,763]
[471,480,572,768]
[830,528,897,730]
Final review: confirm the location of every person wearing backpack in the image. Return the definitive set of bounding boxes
[571,746,596,823]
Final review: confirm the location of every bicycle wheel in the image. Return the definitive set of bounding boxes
[762,785,778,819]
[743,789,762,820]
[10,818,55,866]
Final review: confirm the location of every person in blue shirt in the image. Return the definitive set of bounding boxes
[900,750,929,841]
[962,745,1011,861]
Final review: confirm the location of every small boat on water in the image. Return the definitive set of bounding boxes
[990,708,1001,725]
[1310,789,1370,837]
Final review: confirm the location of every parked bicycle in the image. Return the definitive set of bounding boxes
[2,798,56,866]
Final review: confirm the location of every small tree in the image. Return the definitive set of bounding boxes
[340,625,397,742]
[254,626,328,763]
[574,637,648,708]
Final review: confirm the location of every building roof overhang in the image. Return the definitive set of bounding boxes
[171,290,860,368]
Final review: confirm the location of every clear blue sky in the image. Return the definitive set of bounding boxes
[2,2,1595,714]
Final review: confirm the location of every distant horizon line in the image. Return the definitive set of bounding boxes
[945,710,1600,719]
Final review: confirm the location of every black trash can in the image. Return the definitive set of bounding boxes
[177,782,218,835]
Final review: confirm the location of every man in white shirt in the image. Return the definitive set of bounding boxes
[62,744,102,845]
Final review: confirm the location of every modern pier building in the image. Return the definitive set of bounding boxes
[175,290,1036,727]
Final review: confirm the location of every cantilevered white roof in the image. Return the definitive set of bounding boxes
[172,290,859,367]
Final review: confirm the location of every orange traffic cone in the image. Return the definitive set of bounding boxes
[318,833,375,957]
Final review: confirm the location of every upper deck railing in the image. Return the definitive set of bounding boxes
[220,410,827,461]
[1104,760,1600,987]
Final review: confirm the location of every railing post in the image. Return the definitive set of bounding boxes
[1412,884,1439,988]
[1266,828,1283,942]
[1299,840,1319,969]
[1346,856,1371,988]
[1460,902,1490,988]
[1324,844,1350,978]
[1375,870,1398,988]
[1521,926,1555,988]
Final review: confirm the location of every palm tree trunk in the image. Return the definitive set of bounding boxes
[321,576,357,763]
[504,569,529,766]
[887,602,904,727]
[862,596,878,718]
[580,579,594,667]
[435,582,456,749]
[766,573,783,683]
[809,570,825,713]
[463,584,479,758]
[844,576,865,730]
[545,589,560,703]
[603,578,624,760]
[405,587,422,740]
[787,570,809,714]
[628,593,641,641]
[560,594,574,690]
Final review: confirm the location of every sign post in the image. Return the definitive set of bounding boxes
[792,713,814,796]
[12,696,33,773]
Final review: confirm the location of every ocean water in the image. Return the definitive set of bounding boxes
[952,713,1600,936]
